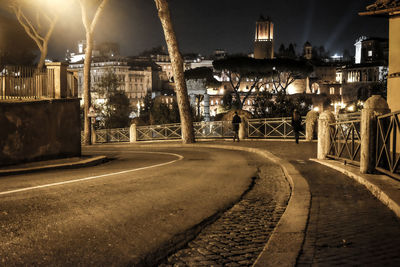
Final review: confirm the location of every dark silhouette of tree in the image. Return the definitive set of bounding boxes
[213,56,274,109]
[253,91,312,118]
[94,71,131,129]
[270,58,313,94]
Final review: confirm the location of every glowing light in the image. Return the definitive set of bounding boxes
[313,107,320,112]
[347,105,355,112]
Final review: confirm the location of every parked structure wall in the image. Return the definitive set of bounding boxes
[0,99,81,166]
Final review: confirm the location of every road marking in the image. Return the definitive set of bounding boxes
[0,152,183,196]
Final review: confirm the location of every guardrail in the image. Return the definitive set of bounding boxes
[327,119,362,165]
[376,111,400,180]
[137,123,182,141]
[82,117,304,144]
[247,117,305,139]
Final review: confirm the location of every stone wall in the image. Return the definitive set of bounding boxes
[0,99,81,166]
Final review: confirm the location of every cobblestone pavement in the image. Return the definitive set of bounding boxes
[241,141,400,266]
[160,154,291,266]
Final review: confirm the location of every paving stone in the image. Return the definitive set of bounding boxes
[161,154,291,266]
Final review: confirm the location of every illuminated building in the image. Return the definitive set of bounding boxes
[68,59,162,108]
[354,36,388,64]
[360,0,400,111]
[254,15,274,59]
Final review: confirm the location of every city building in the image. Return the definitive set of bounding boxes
[360,1,400,111]
[66,41,121,63]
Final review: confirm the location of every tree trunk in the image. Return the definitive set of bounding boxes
[83,32,93,145]
[154,0,195,144]
[37,42,48,70]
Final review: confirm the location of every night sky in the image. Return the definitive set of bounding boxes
[46,0,387,59]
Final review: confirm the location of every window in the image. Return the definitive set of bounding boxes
[330,87,335,95]
[368,50,373,57]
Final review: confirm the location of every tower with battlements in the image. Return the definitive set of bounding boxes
[254,15,274,59]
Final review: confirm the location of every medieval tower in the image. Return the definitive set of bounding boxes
[254,15,274,59]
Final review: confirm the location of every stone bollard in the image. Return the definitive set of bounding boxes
[360,95,390,174]
[306,110,319,141]
[317,110,335,160]
[91,125,96,144]
[130,124,137,143]
[239,118,247,140]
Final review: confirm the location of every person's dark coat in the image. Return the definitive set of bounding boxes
[291,115,303,132]
[232,114,242,132]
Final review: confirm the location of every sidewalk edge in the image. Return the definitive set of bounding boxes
[178,144,311,267]
[310,158,400,219]
[0,156,108,176]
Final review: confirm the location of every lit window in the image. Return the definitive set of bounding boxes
[368,50,373,57]
[330,87,335,95]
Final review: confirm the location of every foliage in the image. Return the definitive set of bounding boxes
[253,91,312,118]
[139,93,183,125]
[221,90,240,110]
[357,81,387,101]
[269,58,313,94]
[213,56,275,109]
[213,56,313,110]
[94,71,131,129]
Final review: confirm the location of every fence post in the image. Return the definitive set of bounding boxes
[360,95,390,174]
[130,124,137,143]
[91,126,96,144]
[317,110,335,160]
[239,117,248,140]
[45,62,68,98]
[306,110,319,141]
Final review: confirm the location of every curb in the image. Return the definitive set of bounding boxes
[129,142,311,267]
[0,156,108,176]
[311,158,400,219]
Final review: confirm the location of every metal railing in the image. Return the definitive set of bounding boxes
[95,128,130,143]
[247,117,305,139]
[81,117,307,144]
[336,112,361,121]
[136,123,182,141]
[376,111,400,180]
[0,66,53,100]
[327,119,362,165]
[193,121,234,139]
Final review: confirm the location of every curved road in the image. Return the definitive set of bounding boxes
[0,145,261,266]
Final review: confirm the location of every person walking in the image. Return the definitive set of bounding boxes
[291,109,303,144]
[232,111,242,142]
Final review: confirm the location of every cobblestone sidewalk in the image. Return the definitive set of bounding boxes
[160,159,291,266]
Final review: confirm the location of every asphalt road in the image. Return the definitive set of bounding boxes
[0,145,260,266]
